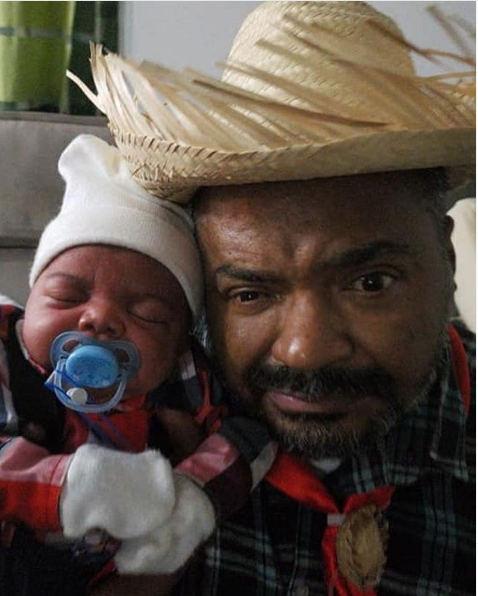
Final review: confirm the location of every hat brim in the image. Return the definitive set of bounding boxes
[114,126,475,203]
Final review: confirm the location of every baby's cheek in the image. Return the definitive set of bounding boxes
[135,361,170,395]
[22,329,53,371]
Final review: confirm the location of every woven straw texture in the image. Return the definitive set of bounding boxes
[68,1,475,203]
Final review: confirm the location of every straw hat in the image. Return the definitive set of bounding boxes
[68,1,475,204]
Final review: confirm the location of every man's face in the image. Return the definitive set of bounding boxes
[196,172,455,458]
[23,245,190,402]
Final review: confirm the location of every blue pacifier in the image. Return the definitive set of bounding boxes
[46,332,141,413]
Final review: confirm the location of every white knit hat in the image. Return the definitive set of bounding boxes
[30,134,203,321]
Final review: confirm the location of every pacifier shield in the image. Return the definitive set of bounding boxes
[65,345,120,388]
[48,331,141,413]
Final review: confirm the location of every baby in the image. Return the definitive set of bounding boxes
[0,135,275,595]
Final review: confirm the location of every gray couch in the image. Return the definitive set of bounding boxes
[0,111,112,304]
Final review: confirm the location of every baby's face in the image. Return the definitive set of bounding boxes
[23,245,190,400]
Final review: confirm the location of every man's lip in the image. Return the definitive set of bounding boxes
[264,390,349,415]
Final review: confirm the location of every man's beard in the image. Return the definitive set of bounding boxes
[243,362,438,459]
[198,317,449,459]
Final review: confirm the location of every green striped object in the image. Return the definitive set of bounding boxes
[0,2,76,111]
[67,1,118,115]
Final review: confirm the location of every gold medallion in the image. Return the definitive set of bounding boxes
[335,504,389,591]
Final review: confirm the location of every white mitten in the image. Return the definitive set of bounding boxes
[60,444,175,539]
[115,474,216,574]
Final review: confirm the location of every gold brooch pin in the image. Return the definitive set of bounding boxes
[335,504,389,590]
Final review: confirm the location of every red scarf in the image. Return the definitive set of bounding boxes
[266,325,470,595]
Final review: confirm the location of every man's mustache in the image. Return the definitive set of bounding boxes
[246,363,395,402]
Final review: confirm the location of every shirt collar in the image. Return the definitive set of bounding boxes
[426,327,472,482]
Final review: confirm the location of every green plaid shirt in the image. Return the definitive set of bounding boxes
[176,322,475,596]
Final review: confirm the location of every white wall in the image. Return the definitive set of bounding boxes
[120,1,475,76]
[120,2,261,74]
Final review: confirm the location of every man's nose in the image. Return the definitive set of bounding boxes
[270,291,353,371]
[78,300,126,339]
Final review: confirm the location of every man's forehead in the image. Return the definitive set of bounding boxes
[196,170,431,222]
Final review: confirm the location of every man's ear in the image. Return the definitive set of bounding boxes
[444,215,456,274]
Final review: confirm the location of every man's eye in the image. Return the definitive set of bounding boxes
[234,291,261,303]
[350,272,395,293]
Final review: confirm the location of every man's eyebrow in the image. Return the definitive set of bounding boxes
[329,241,418,268]
[214,265,280,283]
[213,242,417,283]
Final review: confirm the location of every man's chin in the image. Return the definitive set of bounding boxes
[259,406,399,459]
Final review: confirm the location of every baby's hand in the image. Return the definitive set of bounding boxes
[114,474,216,574]
[60,444,175,539]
